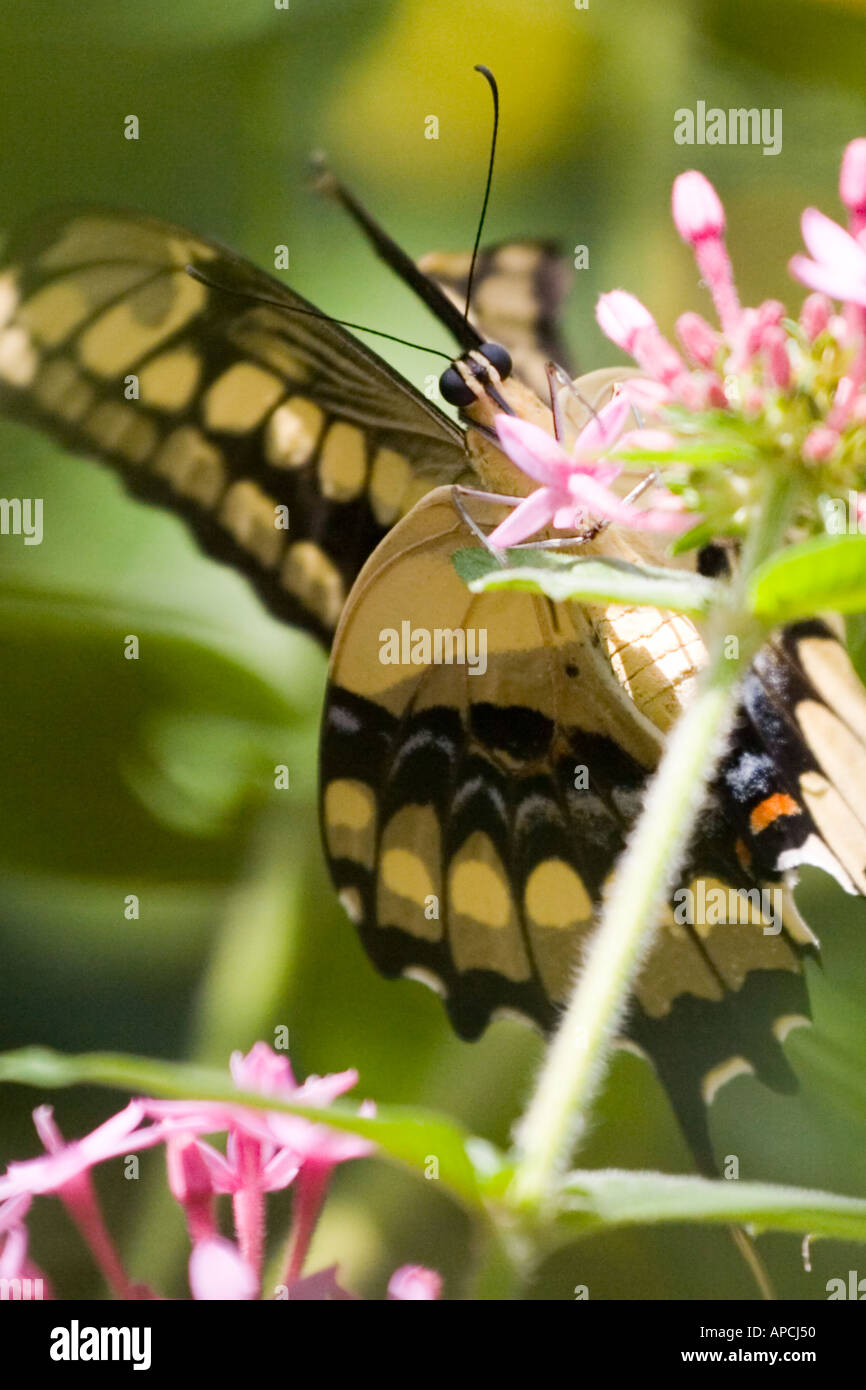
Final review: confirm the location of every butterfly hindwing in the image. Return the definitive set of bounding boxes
[0,207,473,642]
[319,483,827,1166]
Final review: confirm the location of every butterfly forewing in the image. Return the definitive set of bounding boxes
[0,207,472,642]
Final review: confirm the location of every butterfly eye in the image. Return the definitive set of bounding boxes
[480,341,512,380]
[438,342,513,406]
[439,364,477,406]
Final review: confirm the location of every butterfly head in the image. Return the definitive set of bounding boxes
[438,342,513,408]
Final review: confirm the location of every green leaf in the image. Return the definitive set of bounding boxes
[616,441,757,467]
[551,1169,866,1245]
[669,520,730,555]
[453,547,719,617]
[748,533,866,623]
[0,1047,488,1210]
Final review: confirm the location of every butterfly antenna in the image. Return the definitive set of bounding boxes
[185,265,453,361]
[463,65,499,325]
[310,153,483,352]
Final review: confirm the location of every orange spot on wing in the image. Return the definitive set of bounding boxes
[749,792,800,834]
[734,837,753,870]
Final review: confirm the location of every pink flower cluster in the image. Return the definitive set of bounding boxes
[489,140,866,549]
[0,1043,441,1301]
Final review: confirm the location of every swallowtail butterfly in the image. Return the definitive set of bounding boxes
[0,180,864,1174]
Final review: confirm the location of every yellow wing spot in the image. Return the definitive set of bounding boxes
[796,697,866,829]
[369,446,412,525]
[203,361,284,433]
[35,358,83,416]
[377,805,442,941]
[382,847,436,905]
[78,271,206,378]
[325,778,376,830]
[0,270,19,329]
[20,265,148,348]
[38,217,213,272]
[0,326,38,387]
[281,541,344,628]
[153,426,226,506]
[324,780,377,870]
[524,859,592,929]
[523,859,593,1003]
[401,474,437,516]
[799,769,866,893]
[220,479,284,568]
[476,273,536,326]
[797,635,866,743]
[20,279,90,347]
[318,421,367,502]
[138,346,201,412]
[265,398,324,469]
[448,832,529,981]
[492,243,543,273]
[449,859,511,929]
[86,402,157,464]
[684,876,774,937]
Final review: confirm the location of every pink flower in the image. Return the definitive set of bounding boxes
[676,311,721,366]
[672,171,740,333]
[840,138,866,234]
[146,1044,372,1283]
[0,1192,47,1294]
[0,1102,177,1200]
[0,1042,424,1301]
[803,426,839,462]
[488,399,688,548]
[789,208,866,307]
[763,326,792,390]
[189,1236,258,1301]
[596,292,698,393]
[0,1103,191,1298]
[672,169,725,242]
[387,1264,443,1300]
[595,290,655,353]
[800,293,831,341]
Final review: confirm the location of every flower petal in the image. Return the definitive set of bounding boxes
[487,487,560,547]
[567,473,689,532]
[189,1236,258,1300]
[494,415,573,486]
[789,254,866,307]
[800,208,866,277]
[387,1264,443,1300]
[573,394,630,454]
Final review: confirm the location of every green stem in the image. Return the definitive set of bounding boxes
[510,471,798,1211]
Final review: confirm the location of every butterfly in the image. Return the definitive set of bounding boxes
[0,188,864,1176]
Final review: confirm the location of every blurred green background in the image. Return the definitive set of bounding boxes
[2,0,866,1300]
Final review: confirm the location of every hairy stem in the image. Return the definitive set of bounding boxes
[510,471,797,1211]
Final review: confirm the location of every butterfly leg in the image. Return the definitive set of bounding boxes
[449,483,529,561]
[545,360,596,442]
